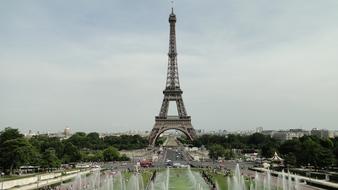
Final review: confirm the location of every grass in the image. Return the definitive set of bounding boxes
[169,169,190,189]
[204,170,253,190]
[150,168,210,190]
[122,170,132,179]
[212,173,229,190]
[140,169,153,186]
[120,169,154,189]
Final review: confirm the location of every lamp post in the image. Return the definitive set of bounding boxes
[1,172,5,190]
[36,174,40,189]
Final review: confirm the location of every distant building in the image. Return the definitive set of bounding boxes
[256,127,263,133]
[24,129,37,138]
[260,129,310,141]
[335,131,338,137]
[64,127,71,137]
[47,132,66,139]
[195,129,204,136]
[261,130,276,137]
[218,130,228,135]
[311,128,334,139]
[272,129,310,141]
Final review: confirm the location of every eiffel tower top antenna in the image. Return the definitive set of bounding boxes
[166,0,179,89]
[171,0,174,13]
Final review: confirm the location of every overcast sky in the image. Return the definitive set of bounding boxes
[1,0,338,133]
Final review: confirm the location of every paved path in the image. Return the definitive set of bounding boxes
[5,170,91,190]
[163,135,180,147]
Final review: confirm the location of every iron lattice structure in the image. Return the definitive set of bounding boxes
[149,9,196,146]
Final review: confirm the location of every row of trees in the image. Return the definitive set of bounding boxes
[279,136,337,168]
[193,133,338,168]
[0,128,148,174]
[208,144,234,160]
[67,132,148,150]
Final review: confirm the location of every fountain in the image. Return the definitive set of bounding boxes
[55,163,304,190]
[223,164,301,190]
[150,167,209,190]
[126,173,144,190]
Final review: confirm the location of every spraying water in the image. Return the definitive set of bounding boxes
[228,164,301,190]
[56,164,302,190]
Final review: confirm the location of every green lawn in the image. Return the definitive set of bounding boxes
[204,170,253,190]
[141,169,153,187]
[151,168,210,190]
[212,173,229,190]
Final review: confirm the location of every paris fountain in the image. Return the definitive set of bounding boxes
[57,164,301,190]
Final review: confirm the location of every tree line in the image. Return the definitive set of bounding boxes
[192,133,338,168]
[0,127,148,174]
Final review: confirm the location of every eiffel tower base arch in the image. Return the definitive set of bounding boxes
[148,118,197,146]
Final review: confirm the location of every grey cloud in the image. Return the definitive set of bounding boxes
[0,0,338,133]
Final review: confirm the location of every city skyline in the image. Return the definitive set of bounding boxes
[1,0,338,133]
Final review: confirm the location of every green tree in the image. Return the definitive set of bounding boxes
[284,153,297,167]
[177,136,190,145]
[103,146,120,161]
[227,134,246,149]
[66,132,89,149]
[299,137,322,167]
[63,142,81,163]
[208,144,225,160]
[87,132,104,149]
[30,135,64,159]
[261,143,276,158]
[119,154,130,161]
[155,137,165,146]
[103,135,148,150]
[95,151,104,161]
[279,139,302,155]
[317,148,335,168]
[0,138,38,174]
[223,148,234,160]
[40,148,61,169]
[247,133,268,148]
[334,148,338,165]
[320,138,334,149]
[83,151,104,162]
[0,127,23,144]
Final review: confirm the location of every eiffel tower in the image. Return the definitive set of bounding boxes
[148,8,196,146]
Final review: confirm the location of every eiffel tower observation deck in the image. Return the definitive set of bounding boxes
[148,8,196,146]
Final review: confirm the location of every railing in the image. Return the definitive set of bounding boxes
[166,116,180,120]
[156,116,191,120]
